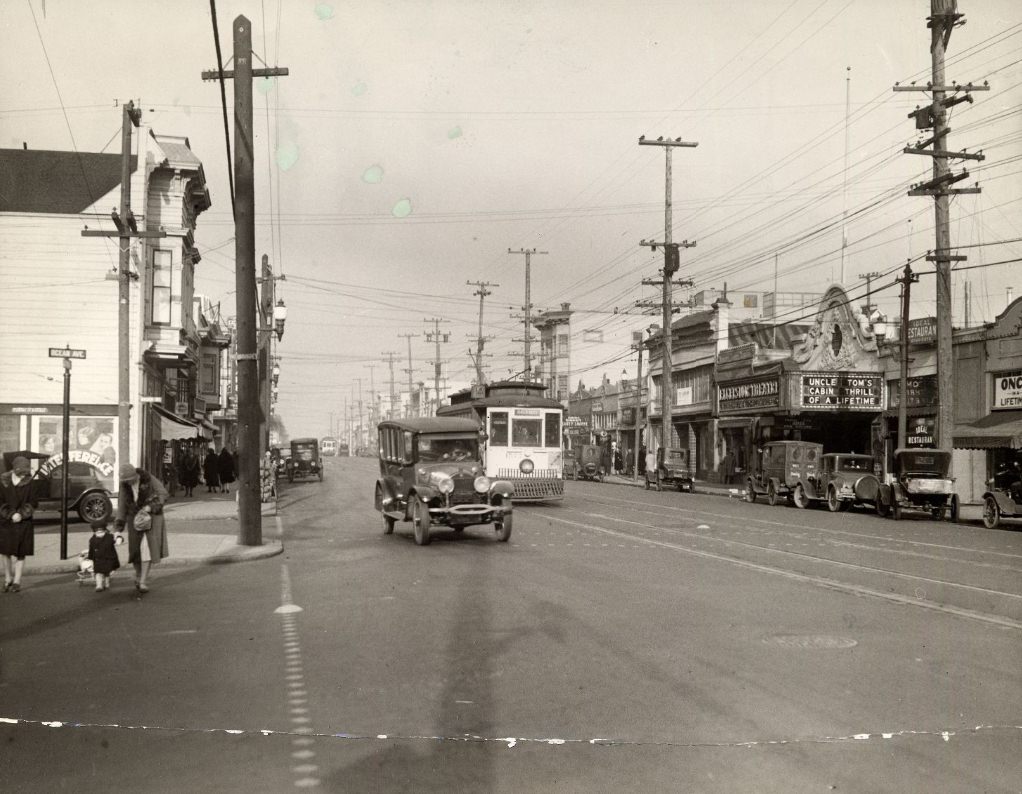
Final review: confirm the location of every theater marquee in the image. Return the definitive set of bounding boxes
[798,371,883,410]
[717,376,780,414]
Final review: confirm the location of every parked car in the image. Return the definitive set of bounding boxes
[980,460,1022,529]
[2,450,113,524]
[791,452,881,511]
[744,441,822,506]
[287,438,322,482]
[374,417,513,546]
[574,444,606,482]
[876,448,959,521]
[645,448,694,492]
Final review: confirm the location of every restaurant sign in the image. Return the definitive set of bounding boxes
[887,374,938,409]
[717,376,780,414]
[798,371,883,410]
[993,370,1022,410]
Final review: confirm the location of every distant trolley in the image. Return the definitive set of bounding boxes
[321,437,338,456]
[437,380,565,502]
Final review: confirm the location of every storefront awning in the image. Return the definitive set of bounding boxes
[952,410,1022,450]
[717,416,757,429]
[153,405,212,441]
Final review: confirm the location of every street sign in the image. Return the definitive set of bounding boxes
[49,347,86,359]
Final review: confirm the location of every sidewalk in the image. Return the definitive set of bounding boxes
[27,489,283,576]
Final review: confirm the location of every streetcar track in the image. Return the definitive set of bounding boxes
[580,492,1022,564]
[530,509,1022,631]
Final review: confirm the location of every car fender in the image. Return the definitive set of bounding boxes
[376,478,403,511]
[983,490,1018,516]
[490,479,515,500]
[798,479,821,500]
[767,476,783,494]
[890,481,908,504]
[852,474,881,504]
[409,485,440,503]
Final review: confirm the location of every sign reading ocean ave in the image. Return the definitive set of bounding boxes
[48,347,86,359]
[798,371,882,410]
[993,370,1022,410]
[717,377,780,413]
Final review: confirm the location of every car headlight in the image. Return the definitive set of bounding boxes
[474,476,491,493]
[430,472,454,493]
[519,459,535,474]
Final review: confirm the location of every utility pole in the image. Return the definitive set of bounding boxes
[895,0,987,451]
[467,280,497,384]
[81,101,166,470]
[424,318,450,409]
[897,261,920,450]
[364,364,377,429]
[508,248,547,379]
[201,16,289,546]
[398,332,418,416]
[631,333,644,483]
[381,352,398,419]
[858,271,883,315]
[638,134,698,455]
[354,377,363,455]
[841,66,851,285]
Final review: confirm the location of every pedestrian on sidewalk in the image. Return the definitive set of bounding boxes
[218,447,236,495]
[87,520,120,591]
[203,448,220,493]
[179,447,200,497]
[113,463,169,595]
[0,456,39,593]
[722,449,736,485]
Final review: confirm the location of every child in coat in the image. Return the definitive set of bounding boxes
[87,520,120,591]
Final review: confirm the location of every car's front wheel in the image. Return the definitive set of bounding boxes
[827,486,842,513]
[793,483,809,509]
[982,496,1000,529]
[767,481,779,506]
[77,492,112,524]
[495,512,513,542]
[412,497,431,546]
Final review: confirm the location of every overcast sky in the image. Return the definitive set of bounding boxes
[3,0,1020,438]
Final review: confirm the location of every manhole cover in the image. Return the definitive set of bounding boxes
[763,634,858,649]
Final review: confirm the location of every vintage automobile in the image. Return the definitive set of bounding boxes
[2,450,113,523]
[876,448,959,521]
[744,440,822,506]
[980,460,1022,529]
[287,438,322,482]
[644,448,694,492]
[574,444,606,482]
[790,452,881,511]
[374,417,513,546]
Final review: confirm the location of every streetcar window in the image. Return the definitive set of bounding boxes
[544,413,561,447]
[490,412,509,446]
[512,419,541,446]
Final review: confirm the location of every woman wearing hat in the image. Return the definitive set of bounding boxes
[113,463,169,594]
[0,456,39,593]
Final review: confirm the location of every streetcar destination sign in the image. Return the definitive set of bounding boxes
[798,371,882,410]
[48,347,86,359]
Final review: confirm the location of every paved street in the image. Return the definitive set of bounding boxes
[3,456,1021,793]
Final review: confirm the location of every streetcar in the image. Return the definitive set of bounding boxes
[320,436,338,456]
[437,380,565,502]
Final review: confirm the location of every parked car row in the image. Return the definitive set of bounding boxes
[740,440,1022,525]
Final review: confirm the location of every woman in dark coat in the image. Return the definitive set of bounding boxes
[203,449,221,493]
[113,463,169,594]
[218,447,236,494]
[0,456,38,593]
[178,448,201,497]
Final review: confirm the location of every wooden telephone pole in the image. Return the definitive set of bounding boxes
[201,16,288,546]
[82,101,167,470]
[467,280,497,384]
[424,318,450,409]
[638,135,698,456]
[895,0,987,451]
[508,248,547,379]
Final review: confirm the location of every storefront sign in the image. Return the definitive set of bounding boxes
[38,450,116,479]
[907,317,937,344]
[798,371,882,410]
[717,377,780,414]
[717,343,756,366]
[621,407,636,425]
[993,370,1022,410]
[907,416,936,447]
[888,374,938,409]
[675,387,693,407]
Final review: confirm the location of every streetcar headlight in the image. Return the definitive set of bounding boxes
[474,476,491,493]
[519,459,535,474]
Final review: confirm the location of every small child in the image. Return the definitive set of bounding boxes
[87,520,120,591]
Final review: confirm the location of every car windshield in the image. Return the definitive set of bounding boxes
[665,450,686,463]
[898,451,950,475]
[418,436,478,463]
[837,457,872,473]
[293,445,316,460]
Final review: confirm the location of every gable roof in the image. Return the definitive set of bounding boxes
[0,149,136,214]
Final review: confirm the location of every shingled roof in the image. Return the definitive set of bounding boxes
[0,148,136,214]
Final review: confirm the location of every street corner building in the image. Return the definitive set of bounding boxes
[0,129,232,495]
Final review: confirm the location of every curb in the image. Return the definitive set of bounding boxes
[26,540,284,577]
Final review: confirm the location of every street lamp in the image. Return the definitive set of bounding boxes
[273,299,288,341]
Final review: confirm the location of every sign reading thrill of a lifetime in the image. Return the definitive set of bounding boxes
[993,370,1022,410]
[798,371,883,410]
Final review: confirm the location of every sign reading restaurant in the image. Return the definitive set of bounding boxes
[798,371,883,410]
[717,376,780,414]
[993,370,1022,410]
